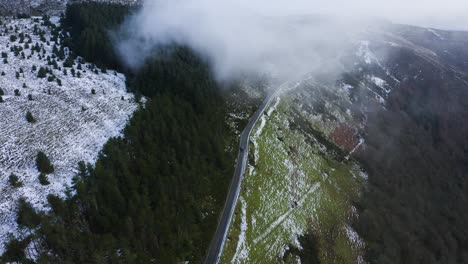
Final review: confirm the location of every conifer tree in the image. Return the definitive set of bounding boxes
[8,174,22,188]
[37,67,47,78]
[26,111,36,123]
[38,173,50,185]
[36,151,54,174]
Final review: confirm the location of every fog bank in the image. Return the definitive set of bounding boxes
[117,0,468,80]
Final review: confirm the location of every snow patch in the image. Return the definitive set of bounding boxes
[427,28,445,40]
[253,183,320,245]
[232,197,249,263]
[346,138,364,160]
[266,97,280,116]
[357,41,400,84]
[251,115,266,164]
[370,76,391,94]
[345,225,365,248]
[356,41,374,65]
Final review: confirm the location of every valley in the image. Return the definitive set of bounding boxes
[0,1,468,263]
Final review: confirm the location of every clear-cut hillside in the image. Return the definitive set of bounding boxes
[0,16,138,252]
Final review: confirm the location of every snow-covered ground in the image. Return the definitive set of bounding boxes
[0,17,138,252]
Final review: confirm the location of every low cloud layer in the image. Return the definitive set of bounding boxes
[117,0,468,81]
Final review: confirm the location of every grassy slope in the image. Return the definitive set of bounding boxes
[222,96,365,263]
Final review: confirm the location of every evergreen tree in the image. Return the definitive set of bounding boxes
[63,56,74,67]
[1,235,30,263]
[17,198,41,228]
[36,151,54,174]
[38,173,50,185]
[37,67,47,78]
[26,111,36,123]
[8,174,22,188]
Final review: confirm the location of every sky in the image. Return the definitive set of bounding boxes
[116,0,468,81]
[226,0,468,30]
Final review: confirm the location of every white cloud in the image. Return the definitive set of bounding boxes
[116,0,468,81]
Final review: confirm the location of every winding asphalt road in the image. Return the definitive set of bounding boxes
[204,84,284,264]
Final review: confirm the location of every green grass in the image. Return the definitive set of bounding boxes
[221,97,365,263]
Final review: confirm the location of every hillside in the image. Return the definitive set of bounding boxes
[0,15,138,254]
[221,24,468,263]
